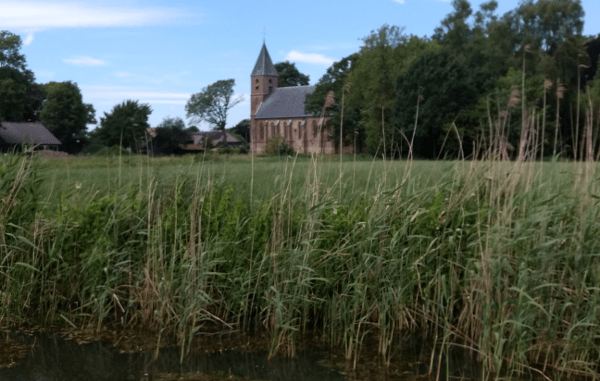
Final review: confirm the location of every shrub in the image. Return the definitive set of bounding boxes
[91,145,131,156]
[80,143,106,155]
[265,136,295,156]
[217,147,233,154]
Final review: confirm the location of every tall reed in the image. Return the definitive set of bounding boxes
[0,143,599,379]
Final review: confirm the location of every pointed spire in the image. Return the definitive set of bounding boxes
[251,42,278,77]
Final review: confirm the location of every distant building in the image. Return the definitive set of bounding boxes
[0,121,61,152]
[182,130,244,152]
[250,43,352,154]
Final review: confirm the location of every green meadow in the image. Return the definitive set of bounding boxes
[2,152,600,379]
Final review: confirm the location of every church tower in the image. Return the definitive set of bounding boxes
[250,42,278,153]
[250,42,278,118]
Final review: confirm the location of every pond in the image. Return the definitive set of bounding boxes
[0,331,481,380]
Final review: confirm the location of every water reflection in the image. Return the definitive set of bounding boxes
[0,332,345,381]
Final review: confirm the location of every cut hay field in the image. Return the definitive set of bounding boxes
[2,152,600,379]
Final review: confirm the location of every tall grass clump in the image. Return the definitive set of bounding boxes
[1,138,600,379]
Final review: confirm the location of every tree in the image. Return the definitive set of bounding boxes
[510,0,584,54]
[93,100,152,149]
[151,117,190,155]
[305,54,365,152]
[394,49,478,158]
[39,81,96,153]
[185,79,243,131]
[0,30,37,122]
[230,118,250,143]
[0,30,28,72]
[433,0,474,50]
[274,61,310,87]
[347,25,436,155]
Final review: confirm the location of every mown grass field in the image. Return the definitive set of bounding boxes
[2,152,600,379]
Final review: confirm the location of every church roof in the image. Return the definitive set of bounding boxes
[0,121,61,146]
[251,43,278,77]
[254,85,316,119]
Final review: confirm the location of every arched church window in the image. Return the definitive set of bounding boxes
[271,123,275,136]
[298,122,302,139]
[313,121,318,138]
[260,123,264,140]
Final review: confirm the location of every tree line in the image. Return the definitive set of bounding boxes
[306,0,600,159]
[0,29,310,155]
[2,0,599,158]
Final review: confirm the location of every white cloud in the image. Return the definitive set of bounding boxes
[112,71,191,85]
[304,42,360,51]
[0,2,193,30]
[393,0,405,4]
[63,56,107,66]
[36,70,55,79]
[285,51,335,66]
[82,85,191,106]
[23,32,34,45]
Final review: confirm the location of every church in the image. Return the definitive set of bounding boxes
[250,43,350,154]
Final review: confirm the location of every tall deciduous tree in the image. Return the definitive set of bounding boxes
[40,81,96,153]
[305,54,365,152]
[151,116,189,155]
[231,118,250,143]
[433,0,474,50]
[0,30,38,122]
[94,100,152,149]
[347,25,435,155]
[274,61,310,87]
[394,49,478,158]
[185,79,243,131]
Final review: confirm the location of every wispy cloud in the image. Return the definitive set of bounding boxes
[304,42,360,51]
[22,32,34,46]
[36,70,55,79]
[113,71,191,85]
[393,0,405,4]
[63,56,107,66]
[0,1,195,30]
[82,85,191,106]
[285,51,334,66]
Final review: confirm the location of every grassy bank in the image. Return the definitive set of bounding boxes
[2,152,600,379]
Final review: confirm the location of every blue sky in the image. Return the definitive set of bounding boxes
[2,0,599,131]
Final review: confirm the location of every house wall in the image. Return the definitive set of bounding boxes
[251,117,339,154]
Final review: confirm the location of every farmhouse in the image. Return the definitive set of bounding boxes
[182,130,244,151]
[250,43,351,154]
[0,121,61,152]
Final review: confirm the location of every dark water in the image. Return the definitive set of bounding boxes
[0,332,346,381]
[0,332,483,381]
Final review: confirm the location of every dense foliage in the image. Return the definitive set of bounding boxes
[40,81,96,154]
[307,0,599,159]
[151,116,190,155]
[274,61,310,87]
[0,31,43,122]
[185,79,243,131]
[92,100,152,150]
